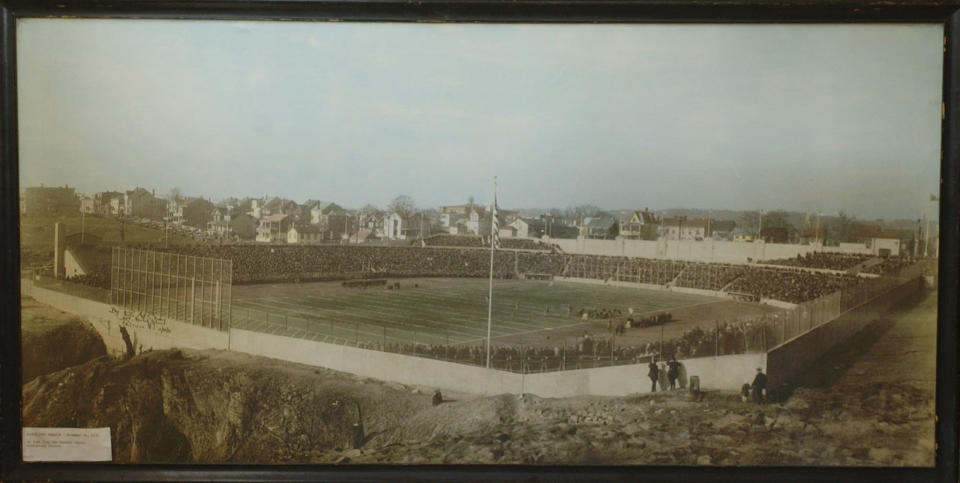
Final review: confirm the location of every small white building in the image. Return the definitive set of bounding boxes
[384,212,406,240]
[287,224,324,244]
[508,218,529,239]
[868,237,901,257]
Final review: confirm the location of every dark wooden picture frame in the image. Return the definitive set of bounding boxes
[1,1,957,481]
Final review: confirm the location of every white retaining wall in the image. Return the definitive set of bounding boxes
[551,238,870,263]
[230,328,764,397]
[23,281,230,358]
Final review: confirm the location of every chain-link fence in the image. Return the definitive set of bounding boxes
[110,247,232,331]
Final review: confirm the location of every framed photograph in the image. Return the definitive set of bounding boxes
[1,1,957,481]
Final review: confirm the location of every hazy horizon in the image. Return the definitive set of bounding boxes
[18,20,943,221]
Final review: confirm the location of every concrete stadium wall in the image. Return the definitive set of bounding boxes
[23,281,229,358]
[765,277,923,388]
[522,353,766,398]
[231,328,760,397]
[229,328,524,396]
[551,238,871,263]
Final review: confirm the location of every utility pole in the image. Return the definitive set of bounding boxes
[758,210,764,241]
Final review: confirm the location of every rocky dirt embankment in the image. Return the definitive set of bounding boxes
[22,347,933,466]
[21,296,107,383]
[22,350,431,463]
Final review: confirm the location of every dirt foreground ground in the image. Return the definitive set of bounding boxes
[20,289,937,465]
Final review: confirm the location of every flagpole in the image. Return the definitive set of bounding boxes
[486,177,497,369]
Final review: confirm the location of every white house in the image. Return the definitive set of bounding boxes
[508,218,529,239]
[287,224,324,244]
[465,209,482,235]
[383,212,406,240]
[658,218,709,241]
[256,213,290,243]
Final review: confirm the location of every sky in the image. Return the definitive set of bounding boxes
[17,19,943,220]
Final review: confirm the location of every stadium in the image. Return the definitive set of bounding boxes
[38,234,921,376]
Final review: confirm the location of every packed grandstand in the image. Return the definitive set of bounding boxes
[64,242,916,306]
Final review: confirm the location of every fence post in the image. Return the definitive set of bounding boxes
[715,321,720,357]
[562,342,566,371]
[382,326,386,349]
[285,315,288,330]
[355,322,359,345]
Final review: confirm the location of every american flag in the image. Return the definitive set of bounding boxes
[491,195,500,250]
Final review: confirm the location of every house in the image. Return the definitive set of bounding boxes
[111,197,126,217]
[249,198,263,219]
[207,220,232,238]
[124,187,167,220]
[440,204,473,215]
[509,218,530,239]
[230,214,258,241]
[309,202,345,225]
[448,222,469,235]
[323,213,357,240]
[465,208,485,235]
[581,217,619,239]
[383,212,406,240]
[619,209,659,240]
[180,198,216,228]
[23,185,78,216]
[256,213,291,243]
[710,220,737,241]
[731,227,755,242]
[760,226,789,244]
[499,225,518,238]
[207,207,233,237]
[658,218,709,241]
[96,191,124,216]
[78,196,96,215]
[287,224,325,244]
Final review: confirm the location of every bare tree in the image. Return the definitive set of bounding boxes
[389,195,417,219]
[168,187,184,201]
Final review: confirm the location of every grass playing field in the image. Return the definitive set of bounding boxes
[230,278,717,347]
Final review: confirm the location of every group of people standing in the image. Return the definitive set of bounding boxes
[647,356,682,392]
[647,357,769,404]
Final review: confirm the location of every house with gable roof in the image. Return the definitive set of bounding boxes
[619,209,660,240]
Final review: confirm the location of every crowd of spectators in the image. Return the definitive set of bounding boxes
[761,252,871,271]
[726,267,861,304]
[88,243,912,306]
[65,272,110,289]
[861,257,913,275]
[674,263,746,290]
[419,234,554,251]
[342,316,777,372]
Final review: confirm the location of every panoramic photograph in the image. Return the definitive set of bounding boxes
[16,19,942,466]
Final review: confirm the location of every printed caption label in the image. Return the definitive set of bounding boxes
[23,427,112,462]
